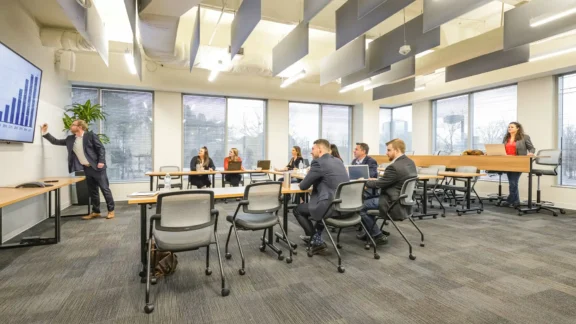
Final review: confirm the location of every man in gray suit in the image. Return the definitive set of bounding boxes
[293,139,350,255]
[358,139,417,244]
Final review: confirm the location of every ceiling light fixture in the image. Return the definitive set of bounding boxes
[530,7,576,28]
[415,49,434,59]
[339,79,371,93]
[435,67,446,73]
[530,46,576,62]
[414,85,426,91]
[280,70,306,88]
[208,60,224,82]
[124,50,137,75]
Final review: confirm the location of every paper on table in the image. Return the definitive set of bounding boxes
[128,191,159,197]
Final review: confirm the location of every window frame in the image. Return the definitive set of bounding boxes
[71,86,155,183]
[379,105,413,151]
[288,101,352,162]
[181,93,268,172]
[558,72,576,186]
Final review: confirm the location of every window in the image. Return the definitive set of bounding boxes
[288,103,319,162]
[71,87,153,182]
[559,73,576,186]
[432,85,517,154]
[182,95,266,170]
[288,102,352,163]
[472,86,517,150]
[322,105,352,163]
[380,106,413,153]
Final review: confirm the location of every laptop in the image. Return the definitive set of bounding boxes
[227,161,242,171]
[347,165,369,180]
[257,160,271,170]
[485,144,507,156]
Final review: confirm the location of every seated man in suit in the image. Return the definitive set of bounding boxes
[357,138,417,245]
[351,142,379,178]
[293,139,350,255]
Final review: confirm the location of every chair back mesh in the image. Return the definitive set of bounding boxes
[419,168,440,185]
[536,149,561,166]
[456,166,477,173]
[159,165,181,180]
[243,182,282,213]
[428,165,447,172]
[156,191,212,228]
[334,180,366,213]
[400,178,418,206]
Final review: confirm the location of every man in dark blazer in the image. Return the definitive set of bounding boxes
[359,139,417,244]
[41,120,115,220]
[351,143,379,178]
[293,139,350,255]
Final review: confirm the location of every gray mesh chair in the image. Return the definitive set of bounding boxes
[531,149,566,216]
[366,177,424,260]
[250,161,272,184]
[224,182,294,275]
[309,180,380,273]
[442,166,483,209]
[144,191,229,314]
[414,168,446,217]
[157,166,182,190]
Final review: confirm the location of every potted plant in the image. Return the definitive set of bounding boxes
[63,99,109,207]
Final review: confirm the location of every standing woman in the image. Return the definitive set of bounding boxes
[224,148,244,186]
[501,122,535,207]
[189,146,215,188]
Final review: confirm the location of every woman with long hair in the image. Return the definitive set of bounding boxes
[276,146,304,183]
[224,148,244,187]
[500,121,535,208]
[188,146,215,188]
[330,144,343,162]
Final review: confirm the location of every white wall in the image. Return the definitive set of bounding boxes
[0,0,70,242]
[412,101,432,155]
[352,102,380,156]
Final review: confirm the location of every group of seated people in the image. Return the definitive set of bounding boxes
[188,147,244,188]
[186,139,414,255]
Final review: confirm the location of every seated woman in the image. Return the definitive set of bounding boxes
[188,146,215,188]
[276,146,304,183]
[224,148,244,187]
[330,144,344,162]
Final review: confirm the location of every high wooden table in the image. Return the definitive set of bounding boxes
[128,183,310,279]
[0,176,86,249]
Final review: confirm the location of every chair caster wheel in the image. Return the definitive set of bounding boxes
[205,269,212,276]
[457,212,462,216]
[419,217,423,220]
[553,213,558,217]
[225,253,232,259]
[221,288,230,297]
[140,277,146,283]
[374,253,380,260]
[259,246,266,252]
[441,214,446,217]
[286,257,293,264]
[337,266,345,273]
[139,270,145,277]
[433,216,437,219]
[409,254,416,260]
[150,277,157,285]
[278,254,285,261]
[420,243,425,247]
[144,304,154,314]
[292,250,298,255]
[330,228,336,233]
[364,244,370,250]
[275,237,279,243]
[239,269,246,275]
[307,251,313,257]
[561,210,566,215]
[336,244,342,249]
[518,212,523,216]
[477,210,482,214]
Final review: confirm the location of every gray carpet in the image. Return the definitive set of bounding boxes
[1,200,576,324]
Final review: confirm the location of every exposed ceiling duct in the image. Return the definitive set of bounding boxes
[40,28,95,52]
[138,0,202,63]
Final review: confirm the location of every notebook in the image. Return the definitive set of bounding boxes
[128,191,159,198]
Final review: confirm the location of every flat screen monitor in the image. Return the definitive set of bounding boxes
[0,41,42,143]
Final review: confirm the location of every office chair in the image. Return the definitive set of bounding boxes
[250,160,272,183]
[482,171,507,205]
[225,182,294,275]
[144,191,229,314]
[366,177,424,260]
[531,149,566,216]
[442,166,483,212]
[414,168,446,218]
[156,166,182,190]
[309,180,380,273]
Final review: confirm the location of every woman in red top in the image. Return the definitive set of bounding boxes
[501,122,535,208]
[224,148,243,186]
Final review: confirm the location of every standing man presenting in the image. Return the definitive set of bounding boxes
[41,120,115,220]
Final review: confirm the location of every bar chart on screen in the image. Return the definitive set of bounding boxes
[0,42,42,143]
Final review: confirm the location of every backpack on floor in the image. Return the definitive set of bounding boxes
[151,238,178,277]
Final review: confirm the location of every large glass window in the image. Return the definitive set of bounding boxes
[559,73,576,186]
[182,95,266,170]
[380,106,413,153]
[433,85,518,154]
[288,102,351,163]
[71,87,153,182]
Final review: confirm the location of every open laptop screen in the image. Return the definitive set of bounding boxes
[348,165,369,180]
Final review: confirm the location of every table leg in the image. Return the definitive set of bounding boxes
[149,176,153,191]
[518,165,540,215]
[274,193,298,250]
[456,177,482,215]
[139,204,148,278]
[56,188,61,242]
[212,174,215,188]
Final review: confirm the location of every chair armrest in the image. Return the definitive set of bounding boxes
[150,214,161,222]
[211,209,219,217]
[238,200,249,206]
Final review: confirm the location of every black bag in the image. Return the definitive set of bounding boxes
[151,239,178,277]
